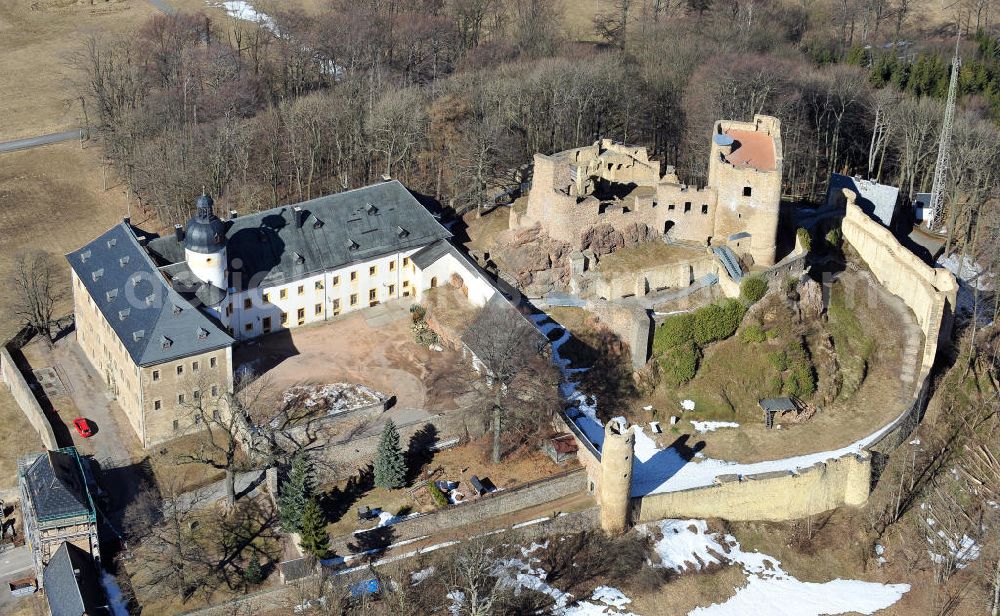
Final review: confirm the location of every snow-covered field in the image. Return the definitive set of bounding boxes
[532,313,909,497]
[642,519,910,616]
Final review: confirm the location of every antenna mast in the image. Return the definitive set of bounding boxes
[926,28,962,231]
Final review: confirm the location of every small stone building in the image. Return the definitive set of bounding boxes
[18,448,99,585]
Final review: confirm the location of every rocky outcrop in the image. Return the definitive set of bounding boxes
[579,222,658,256]
[494,224,571,292]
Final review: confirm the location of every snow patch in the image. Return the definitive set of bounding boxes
[641,519,910,616]
[411,566,435,585]
[99,571,130,616]
[690,420,740,433]
[681,399,696,411]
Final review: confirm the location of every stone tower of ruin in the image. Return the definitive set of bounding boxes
[707,114,783,266]
[599,418,635,533]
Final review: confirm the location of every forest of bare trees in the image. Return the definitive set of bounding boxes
[71,0,999,267]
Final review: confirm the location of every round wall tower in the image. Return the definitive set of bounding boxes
[600,418,635,534]
[183,193,228,290]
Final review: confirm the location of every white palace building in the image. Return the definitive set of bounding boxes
[68,180,499,447]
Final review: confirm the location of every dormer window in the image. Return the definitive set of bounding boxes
[313,219,324,229]
[92,269,104,282]
[172,304,182,315]
[80,250,92,263]
[197,327,209,340]
[105,289,118,302]
[396,226,409,238]
[365,203,377,215]
[119,256,130,267]
[118,309,130,321]
[107,238,117,248]
[293,252,305,265]
[346,239,359,251]
[132,330,145,342]
[160,336,173,349]
[145,294,155,306]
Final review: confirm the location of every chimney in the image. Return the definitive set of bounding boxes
[123,216,131,225]
[229,209,238,220]
[174,224,185,241]
[293,206,305,228]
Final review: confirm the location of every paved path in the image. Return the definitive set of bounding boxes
[0,130,79,154]
[146,0,176,14]
[0,546,32,579]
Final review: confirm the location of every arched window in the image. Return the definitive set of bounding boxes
[430,277,438,288]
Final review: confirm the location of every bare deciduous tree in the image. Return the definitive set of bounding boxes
[13,252,63,344]
[462,301,555,463]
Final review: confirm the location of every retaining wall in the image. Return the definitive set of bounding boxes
[1,330,58,451]
[383,468,587,539]
[633,453,871,522]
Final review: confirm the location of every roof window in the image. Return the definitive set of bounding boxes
[160,336,172,349]
[91,268,104,282]
[118,309,130,321]
[132,330,145,342]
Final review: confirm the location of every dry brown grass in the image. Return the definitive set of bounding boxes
[0,390,42,487]
[0,143,129,340]
[597,241,705,276]
[461,206,510,254]
[0,0,159,141]
[147,430,229,494]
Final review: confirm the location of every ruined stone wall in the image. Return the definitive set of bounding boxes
[840,189,957,372]
[587,301,651,371]
[633,453,871,522]
[513,116,782,264]
[592,252,717,300]
[0,331,57,451]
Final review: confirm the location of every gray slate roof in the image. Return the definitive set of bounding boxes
[147,180,451,290]
[22,450,93,522]
[44,542,106,616]
[66,223,234,366]
[827,174,900,227]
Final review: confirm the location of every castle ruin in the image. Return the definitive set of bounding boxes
[511,115,784,266]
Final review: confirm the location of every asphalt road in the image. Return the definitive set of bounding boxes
[0,130,79,154]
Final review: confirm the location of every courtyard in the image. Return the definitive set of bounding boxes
[232,299,478,427]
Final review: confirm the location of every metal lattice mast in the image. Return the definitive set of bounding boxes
[926,31,962,230]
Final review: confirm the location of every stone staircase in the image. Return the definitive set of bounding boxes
[712,246,743,282]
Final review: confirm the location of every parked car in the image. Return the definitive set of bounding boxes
[73,417,93,438]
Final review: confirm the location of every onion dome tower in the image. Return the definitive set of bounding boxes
[183,192,228,290]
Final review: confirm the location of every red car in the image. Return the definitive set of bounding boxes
[73,417,93,438]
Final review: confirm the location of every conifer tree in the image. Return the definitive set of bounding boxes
[278,453,314,533]
[373,420,407,489]
[298,497,330,559]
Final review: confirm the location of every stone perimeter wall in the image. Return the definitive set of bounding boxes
[568,194,955,526]
[1,328,58,451]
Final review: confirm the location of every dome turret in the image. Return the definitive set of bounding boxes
[184,192,227,254]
